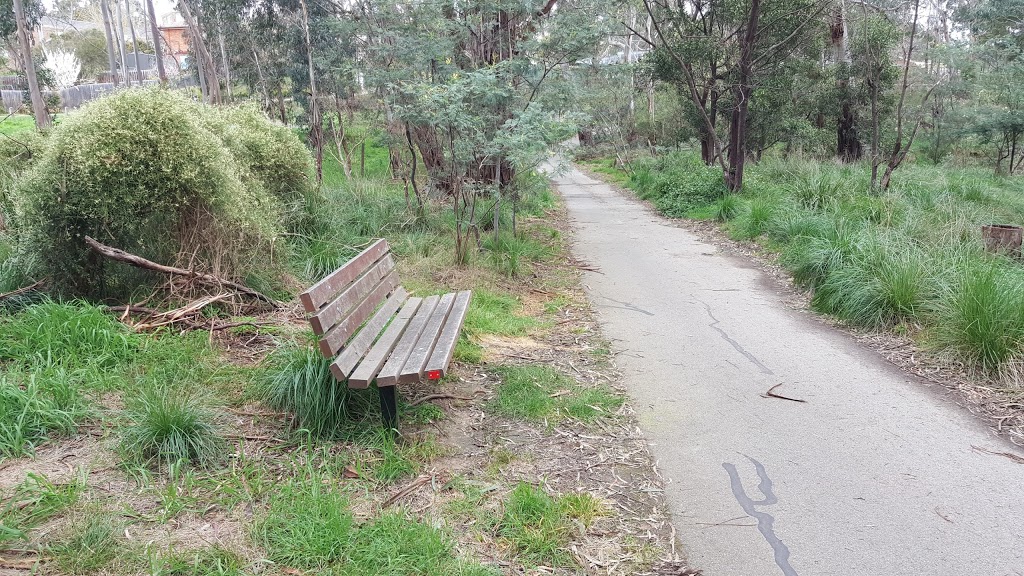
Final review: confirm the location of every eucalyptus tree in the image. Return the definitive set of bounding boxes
[640,0,829,191]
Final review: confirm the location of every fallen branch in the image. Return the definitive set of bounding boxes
[381,474,432,508]
[105,304,272,333]
[971,445,1024,464]
[408,393,476,406]
[0,279,47,301]
[84,236,280,308]
[760,383,806,403]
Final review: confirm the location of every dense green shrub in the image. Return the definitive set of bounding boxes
[629,152,725,217]
[14,89,312,298]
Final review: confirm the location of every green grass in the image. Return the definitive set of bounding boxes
[489,365,622,422]
[257,474,495,574]
[495,482,584,568]
[463,290,538,338]
[48,515,121,574]
[0,300,139,369]
[482,232,555,278]
[0,115,35,136]
[0,473,84,550]
[120,387,222,468]
[0,367,90,459]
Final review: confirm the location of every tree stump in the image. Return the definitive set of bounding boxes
[982,224,1023,258]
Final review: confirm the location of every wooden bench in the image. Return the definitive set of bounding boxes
[298,239,472,429]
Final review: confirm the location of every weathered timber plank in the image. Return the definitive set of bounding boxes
[309,255,395,335]
[330,287,408,381]
[346,296,422,388]
[317,271,398,357]
[398,292,456,383]
[375,295,440,387]
[424,291,472,379]
[299,239,389,313]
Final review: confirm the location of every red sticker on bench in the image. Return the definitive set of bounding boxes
[427,370,442,380]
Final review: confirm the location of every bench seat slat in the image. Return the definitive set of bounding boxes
[317,271,399,357]
[331,287,408,381]
[347,296,423,388]
[375,295,440,387]
[424,291,472,380]
[398,293,456,384]
[310,255,395,335]
[299,239,389,313]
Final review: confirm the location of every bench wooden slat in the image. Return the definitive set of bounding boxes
[375,295,440,387]
[310,255,395,335]
[398,293,456,384]
[317,271,399,357]
[299,239,389,313]
[330,287,408,381]
[347,296,423,388]
[424,290,472,379]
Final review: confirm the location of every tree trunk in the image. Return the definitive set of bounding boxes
[114,0,130,85]
[725,0,760,192]
[125,0,142,83]
[299,0,322,185]
[217,22,232,101]
[13,0,49,129]
[833,0,861,161]
[101,0,120,86]
[178,0,221,104]
[145,0,167,83]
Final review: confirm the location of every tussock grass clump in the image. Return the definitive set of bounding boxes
[713,194,741,222]
[731,196,776,240]
[932,260,1024,370]
[120,387,222,468]
[812,240,931,328]
[489,365,622,422]
[482,232,554,278]
[779,218,864,288]
[261,344,374,438]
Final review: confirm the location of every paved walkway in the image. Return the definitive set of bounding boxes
[552,163,1024,575]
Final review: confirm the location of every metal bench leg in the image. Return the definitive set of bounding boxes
[378,385,399,430]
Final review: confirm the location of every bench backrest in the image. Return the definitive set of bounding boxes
[299,239,401,357]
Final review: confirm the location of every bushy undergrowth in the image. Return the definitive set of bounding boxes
[12,89,311,298]
[628,152,726,217]
[617,149,1024,373]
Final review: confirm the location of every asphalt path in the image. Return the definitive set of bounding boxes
[551,162,1024,576]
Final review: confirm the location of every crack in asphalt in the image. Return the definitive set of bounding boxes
[724,456,798,576]
[598,296,655,316]
[701,301,774,375]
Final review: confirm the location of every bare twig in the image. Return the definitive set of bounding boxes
[408,393,476,406]
[760,383,807,403]
[381,474,432,508]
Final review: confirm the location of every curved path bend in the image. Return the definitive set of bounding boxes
[551,163,1024,575]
